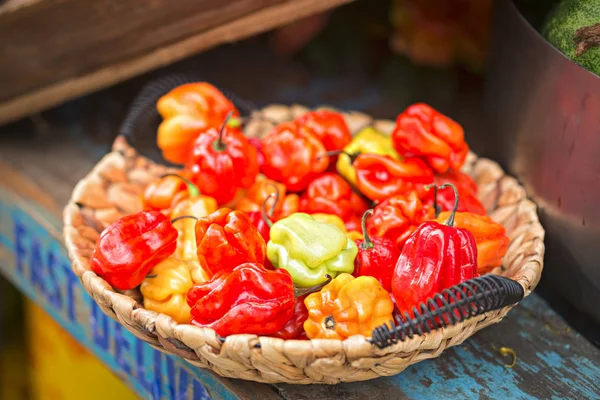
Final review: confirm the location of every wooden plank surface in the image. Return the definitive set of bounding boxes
[0,0,352,126]
[1,36,600,399]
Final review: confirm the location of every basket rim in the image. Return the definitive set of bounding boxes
[62,105,546,384]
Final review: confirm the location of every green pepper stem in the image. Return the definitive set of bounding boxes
[261,193,275,228]
[294,274,332,297]
[170,215,199,224]
[160,173,201,197]
[359,209,375,250]
[213,110,235,152]
[424,183,441,217]
[439,183,459,227]
[317,150,360,163]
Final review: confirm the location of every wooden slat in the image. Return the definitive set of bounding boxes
[0,0,352,126]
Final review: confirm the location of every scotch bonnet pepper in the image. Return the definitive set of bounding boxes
[187,115,259,205]
[392,184,479,316]
[187,263,295,336]
[267,213,358,287]
[336,127,401,186]
[435,211,509,274]
[142,173,197,214]
[367,191,435,250]
[391,103,469,173]
[90,211,178,290]
[140,256,195,324]
[260,122,329,192]
[157,82,239,164]
[354,154,434,202]
[195,208,266,276]
[235,177,298,221]
[353,210,400,292]
[271,295,309,340]
[299,172,369,230]
[294,110,352,157]
[304,273,394,340]
[420,170,486,216]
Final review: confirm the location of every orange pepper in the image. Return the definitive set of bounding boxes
[304,273,393,340]
[156,83,239,164]
[235,176,299,220]
[435,211,509,274]
[142,172,196,215]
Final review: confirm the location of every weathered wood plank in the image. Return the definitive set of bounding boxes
[0,0,353,126]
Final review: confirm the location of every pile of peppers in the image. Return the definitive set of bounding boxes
[89,83,511,341]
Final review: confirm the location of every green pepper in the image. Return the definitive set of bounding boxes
[267,213,358,287]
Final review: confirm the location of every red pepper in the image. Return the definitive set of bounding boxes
[195,208,266,275]
[90,211,178,290]
[354,154,434,202]
[187,263,295,336]
[353,210,401,292]
[260,122,329,192]
[391,184,479,316]
[245,190,278,244]
[391,103,469,173]
[294,110,352,163]
[419,170,486,216]
[187,114,259,205]
[270,295,309,340]
[299,172,368,224]
[248,137,265,169]
[247,211,271,244]
[367,191,435,250]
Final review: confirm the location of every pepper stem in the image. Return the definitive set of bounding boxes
[170,215,199,224]
[359,209,375,250]
[317,149,360,163]
[265,183,280,218]
[439,183,459,227]
[294,274,333,297]
[261,193,275,228]
[424,183,441,217]
[160,173,200,197]
[213,110,235,152]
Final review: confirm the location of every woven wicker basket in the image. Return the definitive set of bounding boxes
[63,104,545,384]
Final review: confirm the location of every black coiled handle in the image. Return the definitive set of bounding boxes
[370,275,524,349]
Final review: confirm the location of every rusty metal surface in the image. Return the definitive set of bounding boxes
[484,0,600,322]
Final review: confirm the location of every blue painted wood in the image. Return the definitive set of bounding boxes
[0,188,241,400]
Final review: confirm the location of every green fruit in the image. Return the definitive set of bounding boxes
[542,0,600,76]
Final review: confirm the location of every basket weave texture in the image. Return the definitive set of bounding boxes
[63,104,545,384]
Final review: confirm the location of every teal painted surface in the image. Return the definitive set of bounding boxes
[0,188,242,400]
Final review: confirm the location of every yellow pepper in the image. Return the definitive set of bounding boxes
[336,127,401,186]
[171,195,218,283]
[140,257,195,324]
[347,230,364,241]
[304,273,394,340]
[311,214,365,242]
[311,213,347,232]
